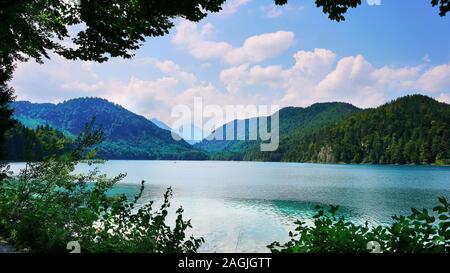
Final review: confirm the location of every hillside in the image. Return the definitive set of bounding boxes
[2,123,72,161]
[245,95,450,164]
[11,98,208,160]
[195,102,361,160]
[9,95,448,164]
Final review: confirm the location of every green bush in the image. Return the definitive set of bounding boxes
[79,184,203,253]
[0,123,203,253]
[268,198,449,253]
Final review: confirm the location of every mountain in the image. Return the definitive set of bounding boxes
[10,98,208,160]
[195,102,361,160]
[10,95,448,164]
[150,118,172,131]
[172,123,206,145]
[150,118,205,145]
[245,95,450,164]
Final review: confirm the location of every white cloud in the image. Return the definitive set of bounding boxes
[310,55,385,107]
[11,48,450,127]
[220,48,336,93]
[172,21,233,60]
[220,49,450,108]
[172,20,294,65]
[415,63,450,93]
[437,93,450,104]
[224,31,295,65]
[220,64,285,93]
[220,64,250,93]
[220,0,252,15]
[372,66,421,86]
[289,48,337,79]
[154,60,197,85]
[12,54,263,126]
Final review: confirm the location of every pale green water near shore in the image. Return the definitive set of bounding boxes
[8,161,450,253]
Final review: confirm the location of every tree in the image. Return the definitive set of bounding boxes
[277,0,449,21]
[0,54,16,159]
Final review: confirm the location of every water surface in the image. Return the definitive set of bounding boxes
[8,161,450,253]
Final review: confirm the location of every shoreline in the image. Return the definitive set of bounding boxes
[4,159,450,167]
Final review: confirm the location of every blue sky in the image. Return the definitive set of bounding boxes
[12,0,450,125]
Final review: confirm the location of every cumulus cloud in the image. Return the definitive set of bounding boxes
[415,63,450,93]
[224,31,295,65]
[437,93,450,104]
[11,54,262,126]
[154,60,197,86]
[172,21,232,60]
[310,55,384,107]
[11,47,450,127]
[290,48,337,79]
[220,49,450,108]
[220,48,336,94]
[172,20,294,65]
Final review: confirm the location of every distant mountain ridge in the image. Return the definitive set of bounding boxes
[195,102,361,160]
[244,95,450,164]
[297,94,450,164]
[194,95,450,165]
[9,95,449,164]
[11,98,207,160]
[150,118,171,132]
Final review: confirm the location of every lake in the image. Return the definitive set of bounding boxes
[8,160,450,253]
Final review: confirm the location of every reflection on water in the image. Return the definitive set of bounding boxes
[7,160,450,253]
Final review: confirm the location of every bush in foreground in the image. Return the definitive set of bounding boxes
[0,123,202,253]
[268,198,449,253]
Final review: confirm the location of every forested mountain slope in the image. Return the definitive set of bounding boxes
[11,98,207,160]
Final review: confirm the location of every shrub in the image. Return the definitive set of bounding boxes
[0,122,203,253]
[79,184,203,253]
[268,198,449,253]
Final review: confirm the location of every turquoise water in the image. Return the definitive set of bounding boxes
[8,161,450,253]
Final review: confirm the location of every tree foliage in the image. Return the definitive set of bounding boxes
[0,54,16,159]
[0,0,226,65]
[2,123,72,161]
[277,0,449,21]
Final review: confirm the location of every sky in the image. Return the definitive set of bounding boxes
[11,0,450,126]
